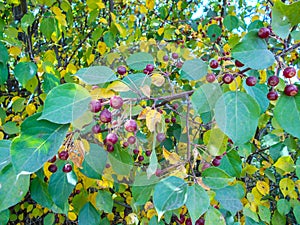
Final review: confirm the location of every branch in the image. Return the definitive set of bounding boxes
[186,94,191,161]
[276,42,300,57]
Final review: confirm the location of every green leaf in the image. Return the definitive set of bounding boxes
[95,190,113,213]
[214,91,260,145]
[271,1,300,39]
[132,174,158,205]
[13,62,37,86]
[75,66,117,85]
[42,73,60,93]
[271,210,286,225]
[11,113,69,174]
[43,213,55,225]
[120,73,151,98]
[224,15,239,31]
[40,17,60,40]
[244,206,259,222]
[293,204,300,224]
[3,121,19,134]
[219,150,242,178]
[126,52,154,71]
[186,184,209,225]
[243,82,269,113]
[191,83,222,116]
[30,176,63,213]
[21,13,34,33]
[277,199,290,215]
[202,167,235,189]
[103,31,115,48]
[232,31,275,70]
[216,184,244,214]
[146,148,158,178]
[12,97,25,113]
[153,176,188,220]
[0,164,30,212]
[291,30,300,41]
[39,83,91,124]
[207,24,222,42]
[203,128,228,156]
[0,140,11,172]
[274,94,300,139]
[48,161,77,213]
[0,42,8,64]
[78,202,101,225]
[204,207,226,225]
[180,59,208,80]
[80,143,107,179]
[0,63,8,85]
[296,157,300,179]
[0,209,9,225]
[108,144,134,175]
[258,205,271,223]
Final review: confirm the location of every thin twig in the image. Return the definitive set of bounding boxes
[276,42,300,57]
[186,94,191,161]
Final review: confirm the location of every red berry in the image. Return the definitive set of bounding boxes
[92,124,101,134]
[172,53,179,59]
[173,103,179,110]
[155,168,162,176]
[106,133,118,145]
[138,155,144,161]
[156,133,166,142]
[48,155,56,163]
[133,149,139,154]
[145,64,154,73]
[267,91,279,100]
[48,164,57,173]
[186,218,192,225]
[106,144,114,152]
[222,73,234,84]
[100,109,112,123]
[163,55,169,61]
[58,151,69,160]
[124,119,137,132]
[176,61,183,68]
[202,162,211,171]
[206,73,216,83]
[196,218,205,225]
[171,117,176,123]
[215,155,223,160]
[235,60,244,67]
[110,96,123,109]
[143,69,149,74]
[89,99,102,113]
[246,76,257,86]
[165,118,170,123]
[62,164,72,173]
[212,158,221,166]
[284,84,298,96]
[258,27,270,39]
[209,59,219,69]
[145,150,151,156]
[117,66,127,75]
[123,142,129,148]
[283,67,297,78]
[267,76,279,86]
[127,136,136,144]
[176,214,185,224]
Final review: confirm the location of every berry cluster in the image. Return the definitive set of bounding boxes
[47,151,72,174]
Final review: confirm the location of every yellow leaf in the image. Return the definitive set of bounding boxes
[114,23,127,38]
[151,73,165,87]
[182,48,193,60]
[43,50,57,63]
[25,103,36,116]
[146,109,161,132]
[9,46,21,57]
[259,70,267,84]
[0,131,4,140]
[256,181,269,196]
[295,180,300,190]
[68,212,77,221]
[279,178,295,197]
[251,187,263,205]
[99,18,108,24]
[106,52,120,64]
[252,15,260,22]
[129,15,136,22]
[52,6,67,26]
[90,87,115,99]
[97,41,107,55]
[87,54,95,66]
[140,85,151,98]
[229,76,241,91]
[110,12,116,22]
[137,106,151,120]
[163,148,181,165]
[196,178,210,190]
[244,164,258,175]
[140,5,147,14]
[157,50,166,62]
[146,0,155,10]
[107,212,115,221]
[107,81,130,92]
[157,27,164,36]
[274,156,295,175]
[223,43,231,53]
[96,1,105,9]
[177,1,182,10]
[66,63,77,74]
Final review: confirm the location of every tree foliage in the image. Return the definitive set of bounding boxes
[0,0,300,224]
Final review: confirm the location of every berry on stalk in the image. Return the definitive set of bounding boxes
[222,73,234,84]
[106,133,118,145]
[209,59,219,69]
[283,67,296,78]
[110,96,123,109]
[63,164,72,173]
[267,91,279,100]
[58,151,69,160]
[100,109,112,123]
[284,84,298,96]
[89,99,102,113]
[117,66,127,75]
[124,119,137,132]
[48,164,57,173]
[258,27,270,39]
[246,76,257,86]
[145,64,154,73]
[267,76,279,86]
[92,124,101,134]
[206,73,216,83]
